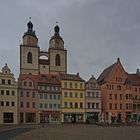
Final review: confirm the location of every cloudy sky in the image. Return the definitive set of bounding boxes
[0,0,140,80]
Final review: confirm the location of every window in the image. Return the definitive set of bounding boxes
[75,83,77,89]
[27,52,32,64]
[115,94,117,100]
[1,90,4,95]
[55,54,61,66]
[96,103,99,109]
[69,102,73,108]
[40,103,43,108]
[2,79,5,84]
[54,104,57,109]
[126,94,128,100]
[70,82,72,88]
[8,80,11,85]
[20,91,23,97]
[49,95,52,99]
[70,92,72,98]
[75,103,78,108]
[24,81,27,86]
[87,92,90,97]
[6,101,9,106]
[88,103,90,109]
[11,102,15,106]
[92,103,95,109]
[64,82,67,88]
[109,103,112,109]
[96,92,99,97]
[44,104,47,108]
[64,102,67,108]
[75,92,78,98]
[115,104,117,109]
[80,93,83,98]
[80,83,83,89]
[92,92,94,97]
[120,94,122,100]
[58,104,61,109]
[32,92,35,98]
[20,102,23,108]
[58,95,61,99]
[29,82,32,87]
[80,103,83,108]
[109,94,112,99]
[1,101,4,106]
[32,102,35,108]
[135,88,137,92]
[40,94,43,99]
[26,92,29,97]
[54,95,56,99]
[49,104,52,109]
[64,92,67,98]
[27,102,30,108]
[126,103,128,110]
[117,85,121,90]
[12,91,15,96]
[44,94,47,99]
[120,104,122,110]
[6,90,10,95]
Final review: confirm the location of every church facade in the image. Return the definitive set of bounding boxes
[20,20,67,75]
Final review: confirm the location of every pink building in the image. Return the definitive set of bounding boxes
[18,74,39,124]
[85,75,101,123]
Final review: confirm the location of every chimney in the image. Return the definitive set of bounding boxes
[77,73,79,77]
[117,57,120,62]
[136,68,140,76]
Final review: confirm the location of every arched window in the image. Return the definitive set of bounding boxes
[55,54,60,66]
[27,52,32,64]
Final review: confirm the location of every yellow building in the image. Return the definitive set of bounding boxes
[0,64,18,124]
[60,73,85,123]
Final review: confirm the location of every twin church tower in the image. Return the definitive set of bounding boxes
[20,20,67,75]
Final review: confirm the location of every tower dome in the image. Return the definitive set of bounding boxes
[2,63,11,74]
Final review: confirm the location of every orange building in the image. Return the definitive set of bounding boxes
[98,58,129,124]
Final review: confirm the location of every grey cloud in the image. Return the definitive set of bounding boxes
[0,0,140,81]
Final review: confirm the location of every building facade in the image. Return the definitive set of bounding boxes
[60,73,86,123]
[38,74,61,124]
[18,74,39,124]
[85,75,101,123]
[98,58,128,124]
[0,64,18,124]
[126,71,140,122]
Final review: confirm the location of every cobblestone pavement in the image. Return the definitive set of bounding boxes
[8,124,140,140]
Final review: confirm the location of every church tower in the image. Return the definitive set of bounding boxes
[49,24,67,74]
[20,20,39,75]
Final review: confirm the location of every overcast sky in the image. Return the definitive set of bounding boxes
[0,0,140,81]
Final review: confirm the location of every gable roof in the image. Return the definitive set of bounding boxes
[59,73,85,82]
[38,74,61,85]
[97,63,116,84]
[125,74,140,86]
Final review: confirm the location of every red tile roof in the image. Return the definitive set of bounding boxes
[38,74,61,84]
[59,73,85,82]
[126,74,140,86]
